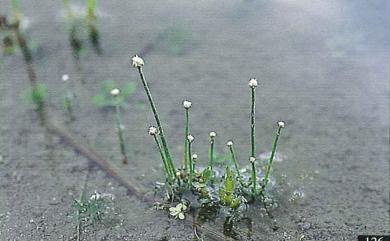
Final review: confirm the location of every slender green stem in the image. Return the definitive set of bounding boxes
[136,67,176,177]
[115,103,128,164]
[184,109,189,172]
[250,87,257,194]
[188,139,193,186]
[208,137,215,173]
[228,144,244,186]
[262,126,283,189]
[152,135,172,183]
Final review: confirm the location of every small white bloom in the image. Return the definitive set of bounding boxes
[277,121,285,128]
[226,140,233,147]
[110,88,120,96]
[187,134,194,143]
[169,202,187,220]
[249,156,256,164]
[192,154,198,160]
[209,131,216,138]
[131,55,144,68]
[248,78,258,88]
[148,126,158,135]
[62,74,69,82]
[183,100,192,109]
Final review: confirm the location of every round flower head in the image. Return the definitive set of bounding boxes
[110,88,120,96]
[249,156,256,164]
[226,140,233,147]
[192,154,198,160]
[248,78,258,88]
[62,74,69,82]
[183,100,192,109]
[148,126,158,135]
[209,131,217,138]
[277,121,285,128]
[131,55,144,68]
[187,134,194,143]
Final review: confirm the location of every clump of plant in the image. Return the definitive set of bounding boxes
[130,54,287,229]
[92,80,136,109]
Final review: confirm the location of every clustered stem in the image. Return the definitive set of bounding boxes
[250,87,257,194]
[152,134,172,183]
[136,67,176,180]
[184,109,189,172]
[228,144,244,186]
[115,103,128,164]
[262,126,283,189]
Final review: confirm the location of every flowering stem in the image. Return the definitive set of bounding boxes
[152,134,173,183]
[188,139,193,186]
[250,87,257,194]
[228,144,244,186]
[262,125,283,190]
[136,67,176,177]
[208,136,215,173]
[115,103,128,164]
[184,109,189,173]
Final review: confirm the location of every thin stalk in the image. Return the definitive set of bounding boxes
[183,108,189,172]
[65,94,75,122]
[208,136,215,173]
[228,144,244,186]
[262,125,283,189]
[188,139,193,186]
[152,134,172,183]
[250,87,257,194]
[115,103,128,164]
[136,67,176,177]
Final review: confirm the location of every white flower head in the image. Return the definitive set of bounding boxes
[277,121,285,128]
[131,55,144,68]
[148,126,158,135]
[209,131,217,138]
[248,78,258,88]
[226,140,233,147]
[110,88,120,96]
[192,154,198,160]
[62,74,69,82]
[249,156,256,164]
[187,134,194,143]
[169,202,187,220]
[183,100,192,109]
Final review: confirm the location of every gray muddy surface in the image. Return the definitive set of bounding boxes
[0,0,389,240]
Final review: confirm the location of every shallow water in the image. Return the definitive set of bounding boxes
[0,0,389,240]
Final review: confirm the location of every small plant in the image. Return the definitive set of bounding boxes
[130,55,286,236]
[92,80,136,108]
[110,88,129,164]
[61,74,76,121]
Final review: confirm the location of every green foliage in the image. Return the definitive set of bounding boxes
[219,167,241,209]
[72,192,114,225]
[31,84,47,105]
[92,80,136,108]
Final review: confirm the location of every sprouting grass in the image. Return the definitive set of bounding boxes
[130,54,287,230]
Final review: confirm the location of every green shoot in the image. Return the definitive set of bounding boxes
[208,132,216,175]
[111,88,129,165]
[248,78,258,195]
[227,141,244,186]
[219,167,240,209]
[183,100,191,172]
[262,121,285,190]
[148,126,173,183]
[132,55,176,181]
[187,134,194,186]
[11,0,21,26]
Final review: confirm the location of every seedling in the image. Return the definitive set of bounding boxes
[111,88,129,164]
[62,74,76,122]
[85,0,101,54]
[92,80,136,109]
